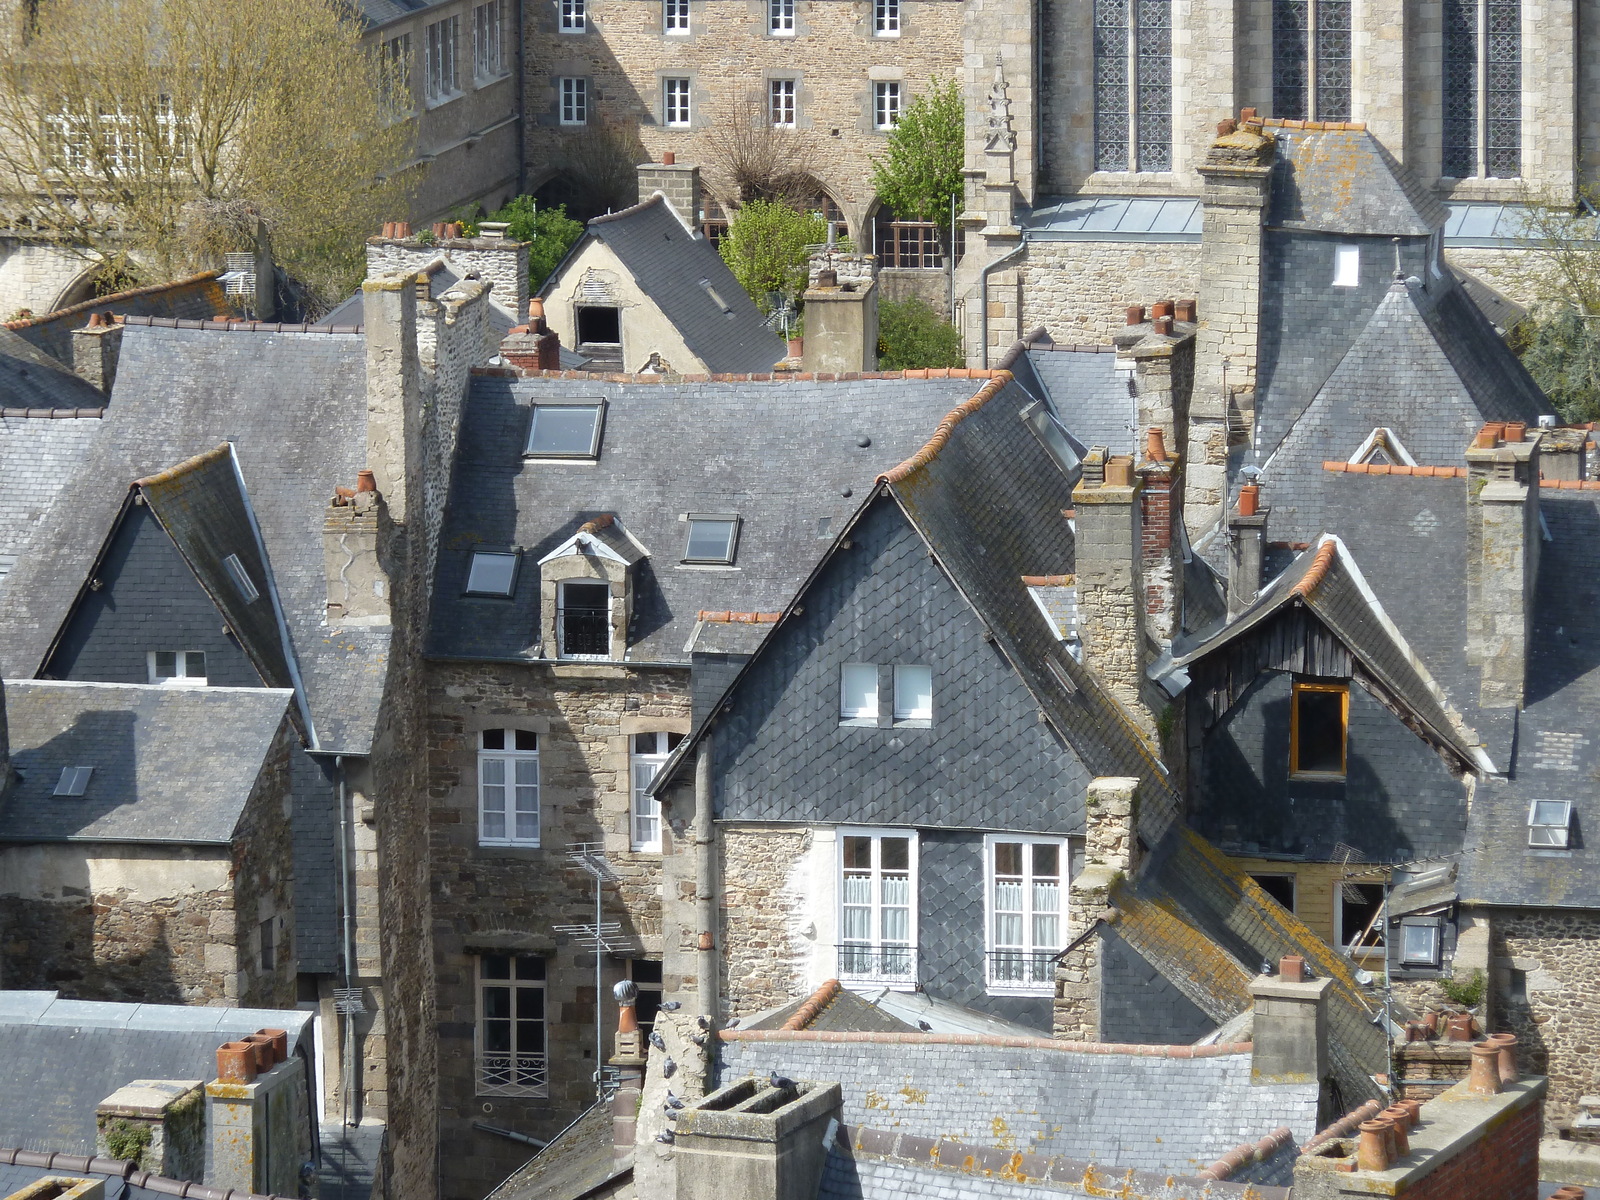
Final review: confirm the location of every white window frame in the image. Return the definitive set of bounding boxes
[223,553,260,603]
[1333,244,1361,287]
[984,834,1068,995]
[559,77,589,126]
[425,14,461,101]
[663,77,692,128]
[631,731,681,851]
[148,650,208,686]
[476,954,548,1097]
[1398,918,1443,968]
[769,0,795,35]
[478,729,541,846]
[873,81,901,130]
[1528,798,1573,848]
[474,0,506,80]
[683,514,740,564]
[840,662,879,724]
[874,0,900,35]
[557,579,613,660]
[664,0,690,33]
[892,664,932,723]
[837,828,918,988]
[769,78,797,129]
[525,401,606,458]
[383,33,414,108]
[560,0,587,32]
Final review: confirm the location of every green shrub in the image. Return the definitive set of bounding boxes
[1519,303,1600,423]
[877,297,963,370]
[482,195,586,292]
[1441,968,1486,1009]
[719,200,825,313]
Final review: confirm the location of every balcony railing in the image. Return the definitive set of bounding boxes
[986,949,1059,991]
[836,943,917,986]
[476,1051,548,1097]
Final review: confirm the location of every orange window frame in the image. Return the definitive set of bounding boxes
[1289,680,1349,778]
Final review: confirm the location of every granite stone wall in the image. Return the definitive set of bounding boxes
[1020,242,1200,345]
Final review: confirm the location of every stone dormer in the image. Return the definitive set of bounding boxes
[536,515,648,660]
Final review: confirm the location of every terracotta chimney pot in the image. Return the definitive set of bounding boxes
[1488,1032,1518,1082]
[243,1034,275,1073]
[217,1041,256,1083]
[1154,315,1174,335]
[1505,421,1527,444]
[1467,1042,1503,1095]
[1278,954,1304,983]
[1105,457,1134,487]
[1357,1119,1391,1172]
[1126,305,1145,326]
[1151,300,1175,320]
[356,469,377,493]
[256,1028,289,1064]
[1217,119,1237,136]
[663,151,676,165]
[1146,427,1168,463]
[1175,299,1197,322]
[1239,483,1261,517]
[1381,1106,1411,1156]
[1240,107,1258,122]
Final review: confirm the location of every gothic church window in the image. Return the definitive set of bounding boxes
[1443,0,1521,178]
[1271,0,1350,121]
[1093,0,1171,172]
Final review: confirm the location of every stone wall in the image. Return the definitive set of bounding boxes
[365,238,530,317]
[718,825,812,1013]
[0,239,97,321]
[1018,241,1200,346]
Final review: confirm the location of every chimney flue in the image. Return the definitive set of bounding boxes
[1467,1043,1503,1095]
[1146,426,1168,462]
[1175,299,1196,322]
[1126,304,1146,325]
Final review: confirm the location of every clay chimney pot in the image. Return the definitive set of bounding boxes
[1105,457,1134,487]
[1505,421,1527,444]
[1488,1032,1518,1082]
[216,1041,256,1084]
[1380,1106,1411,1156]
[1277,953,1303,982]
[1217,119,1237,136]
[663,151,676,165]
[256,1028,289,1064]
[1240,107,1258,122]
[356,469,377,493]
[1151,300,1174,320]
[1356,1119,1391,1172]
[1146,427,1168,463]
[1154,315,1174,335]
[1467,1042,1503,1095]
[1175,299,1197,322]
[1126,305,1145,326]
[1238,483,1260,517]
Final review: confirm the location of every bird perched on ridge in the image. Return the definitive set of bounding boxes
[660,1000,682,1011]
[649,1030,667,1051]
[769,1072,797,1090]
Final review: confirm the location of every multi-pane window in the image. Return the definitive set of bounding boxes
[1443,0,1521,178]
[874,0,900,35]
[663,77,692,127]
[874,206,964,269]
[770,79,797,128]
[838,831,916,985]
[425,15,460,100]
[474,0,506,78]
[1290,680,1347,777]
[560,77,589,126]
[1528,799,1573,848]
[664,0,690,32]
[1271,0,1350,121]
[873,81,901,130]
[558,581,611,658]
[383,34,413,105]
[1092,0,1171,172]
[477,954,547,1096]
[631,731,684,851]
[769,0,795,35]
[560,0,586,31]
[478,728,539,846]
[149,650,206,686]
[986,837,1065,992]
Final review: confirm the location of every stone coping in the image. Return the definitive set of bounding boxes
[717,1028,1252,1058]
[0,1149,291,1200]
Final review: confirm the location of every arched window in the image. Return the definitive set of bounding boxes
[873,205,964,269]
[1092,0,1172,172]
[478,728,539,846]
[1271,0,1350,121]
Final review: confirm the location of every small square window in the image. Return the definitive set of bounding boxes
[1399,920,1442,967]
[1333,244,1361,287]
[466,550,519,595]
[53,766,93,797]
[683,515,740,563]
[1529,799,1572,848]
[149,650,207,685]
[892,665,932,722]
[224,553,260,603]
[841,663,878,722]
[526,402,605,457]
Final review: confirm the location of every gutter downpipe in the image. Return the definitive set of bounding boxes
[979,240,1028,369]
[337,755,360,1127]
[694,736,718,1018]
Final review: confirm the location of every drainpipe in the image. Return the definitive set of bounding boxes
[336,756,360,1127]
[694,736,718,1018]
[979,241,1028,369]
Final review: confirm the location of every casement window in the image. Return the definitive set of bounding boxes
[1528,799,1573,848]
[425,15,461,99]
[1398,918,1443,968]
[1271,0,1351,122]
[874,0,900,36]
[1332,244,1360,287]
[559,77,589,126]
[769,0,795,36]
[1443,0,1520,178]
[701,196,730,243]
[873,206,963,269]
[838,830,917,985]
[560,0,587,32]
[872,81,901,130]
[1290,680,1347,778]
[477,954,548,1096]
[1337,882,1386,955]
[478,728,540,846]
[630,731,683,851]
[663,77,692,127]
[683,515,740,564]
[892,665,932,723]
[627,959,664,1032]
[526,401,605,458]
[840,663,879,723]
[558,581,611,658]
[986,837,1066,993]
[149,650,207,686]
[223,553,260,603]
[43,98,180,177]
[1093,0,1171,171]
[383,34,413,105]
[466,550,519,596]
[770,79,797,129]
[664,0,690,32]
[473,0,506,78]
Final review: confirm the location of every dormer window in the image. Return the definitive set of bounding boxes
[466,550,520,596]
[683,515,740,564]
[53,766,93,797]
[150,650,207,686]
[526,401,605,459]
[1528,799,1572,848]
[224,553,260,603]
[1290,679,1347,778]
[537,516,640,660]
[558,581,611,657]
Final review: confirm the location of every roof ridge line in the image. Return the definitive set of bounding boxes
[720,1027,1251,1056]
[472,366,1008,385]
[135,443,232,489]
[0,1147,292,1200]
[1289,540,1338,599]
[587,191,666,226]
[1254,117,1367,131]
[877,372,1015,483]
[0,407,105,419]
[696,610,781,624]
[120,315,362,334]
[781,978,842,1030]
[1323,461,1467,477]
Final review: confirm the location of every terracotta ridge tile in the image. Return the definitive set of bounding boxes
[695,610,781,623]
[1199,1125,1295,1180]
[1021,574,1075,587]
[1303,1099,1385,1152]
[877,372,1015,484]
[2,270,222,330]
[781,978,842,1030]
[1290,540,1338,600]
[577,514,616,535]
[1323,461,1465,477]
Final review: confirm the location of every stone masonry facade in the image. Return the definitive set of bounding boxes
[1020,242,1200,347]
[715,824,813,1014]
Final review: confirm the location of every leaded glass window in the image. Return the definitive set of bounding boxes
[1315,0,1350,119]
[1442,0,1477,177]
[1272,0,1308,119]
[1272,0,1349,120]
[1094,0,1170,172]
[1443,0,1520,178]
[1484,0,1521,177]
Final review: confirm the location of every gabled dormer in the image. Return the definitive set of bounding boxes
[536,514,647,660]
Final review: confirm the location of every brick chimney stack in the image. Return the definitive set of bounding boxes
[1137,427,1184,645]
[1465,422,1541,709]
[500,298,562,371]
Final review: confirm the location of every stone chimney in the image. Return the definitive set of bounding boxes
[1137,427,1183,646]
[674,1077,842,1200]
[801,270,878,375]
[638,156,703,231]
[1249,958,1332,1087]
[1228,478,1267,616]
[363,273,424,523]
[1465,422,1541,709]
[1113,300,1197,463]
[1055,776,1143,1042]
[1191,114,1275,538]
[72,313,123,396]
[610,981,647,1167]
[1072,448,1147,720]
[500,298,562,371]
[205,1034,310,1197]
[324,471,390,626]
[95,1080,204,1179]
[366,223,530,320]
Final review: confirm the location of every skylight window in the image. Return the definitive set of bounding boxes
[1528,799,1572,848]
[223,553,260,603]
[1020,400,1083,486]
[1333,244,1361,287]
[698,278,732,313]
[54,766,93,797]
[526,402,605,458]
[683,515,740,564]
[466,550,519,596]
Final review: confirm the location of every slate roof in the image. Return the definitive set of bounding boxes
[0,992,311,1155]
[1022,344,1135,456]
[0,412,104,580]
[356,0,453,28]
[1264,123,1449,236]
[0,326,107,411]
[428,372,992,663]
[547,194,786,374]
[0,680,292,844]
[4,272,228,366]
[0,324,388,754]
[483,1103,625,1200]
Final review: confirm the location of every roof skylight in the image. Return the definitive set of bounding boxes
[1020,400,1083,486]
[1528,799,1572,848]
[466,550,519,596]
[53,766,93,797]
[684,515,740,564]
[223,553,260,603]
[526,401,606,458]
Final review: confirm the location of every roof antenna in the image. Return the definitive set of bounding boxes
[1392,236,1403,281]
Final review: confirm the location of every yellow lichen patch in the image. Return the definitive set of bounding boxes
[899,1085,928,1104]
[863,1089,886,1109]
[992,1116,1009,1139]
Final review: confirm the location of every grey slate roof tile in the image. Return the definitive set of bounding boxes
[0,326,107,411]
[1266,125,1449,236]
[0,413,104,570]
[1023,346,1135,455]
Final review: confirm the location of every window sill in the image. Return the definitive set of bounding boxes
[892,718,931,729]
[676,562,741,571]
[522,456,600,465]
[478,840,543,850]
[1288,770,1346,782]
[629,845,663,855]
[986,985,1054,998]
[475,70,512,87]
[425,90,466,110]
[558,120,589,128]
[838,718,879,728]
